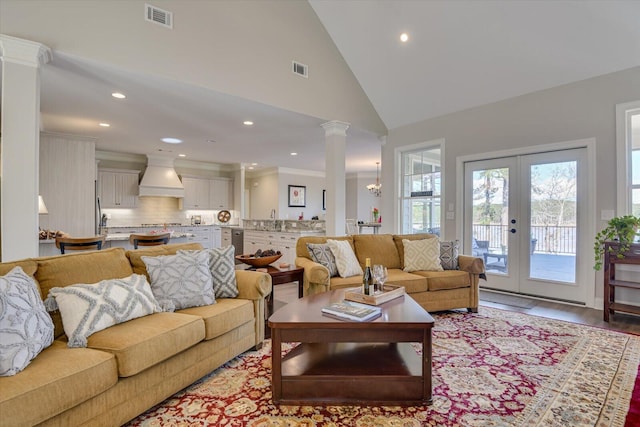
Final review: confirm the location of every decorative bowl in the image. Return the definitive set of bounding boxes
[235,253,282,267]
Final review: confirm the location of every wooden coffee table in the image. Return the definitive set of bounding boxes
[268,288,434,406]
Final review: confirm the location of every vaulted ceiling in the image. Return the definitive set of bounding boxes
[2,0,639,173]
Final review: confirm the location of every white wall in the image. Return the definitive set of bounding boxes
[39,133,96,237]
[384,66,640,304]
[346,172,381,224]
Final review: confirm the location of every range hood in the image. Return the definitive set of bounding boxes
[138,154,184,198]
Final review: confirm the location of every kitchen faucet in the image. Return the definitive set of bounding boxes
[270,209,276,219]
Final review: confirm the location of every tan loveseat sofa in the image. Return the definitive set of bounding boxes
[0,243,271,427]
[295,233,484,313]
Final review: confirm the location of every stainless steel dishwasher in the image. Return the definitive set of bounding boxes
[231,228,244,263]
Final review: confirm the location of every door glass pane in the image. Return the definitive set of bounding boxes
[529,161,577,282]
[471,168,509,274]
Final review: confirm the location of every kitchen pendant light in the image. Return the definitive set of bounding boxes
[367,162,382,197]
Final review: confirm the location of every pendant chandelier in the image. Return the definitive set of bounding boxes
[367,162,382,197]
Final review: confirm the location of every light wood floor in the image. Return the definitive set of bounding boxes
[272,283,640,335]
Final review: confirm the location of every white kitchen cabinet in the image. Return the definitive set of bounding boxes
[181,177,210,209]
[98,169,139,208]
[221,228,232,247]
[242,231,304,266]
[210,178,233,209]
[181,226,218,249]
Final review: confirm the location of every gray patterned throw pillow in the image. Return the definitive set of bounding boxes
[307,243,339,277]
[142,251,215,311]
[178,246,238,298]
[0,267,54,376]
[43,274,162,348]
[440,240,460,270]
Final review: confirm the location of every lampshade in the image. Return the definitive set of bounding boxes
[38,195,48,214]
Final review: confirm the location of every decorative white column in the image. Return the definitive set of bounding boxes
[321,120,350,236]
[0,35,52,261]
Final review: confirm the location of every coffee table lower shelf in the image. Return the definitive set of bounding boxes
[276,342,429,406]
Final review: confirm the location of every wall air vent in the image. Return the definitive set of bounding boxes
[292,61,308,78]
[145,4,173,29]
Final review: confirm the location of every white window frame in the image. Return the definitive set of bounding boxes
[616,100,640,215]
[394,139,444,236]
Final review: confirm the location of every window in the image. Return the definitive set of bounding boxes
[616,101,640,216]
[400,146,442,235]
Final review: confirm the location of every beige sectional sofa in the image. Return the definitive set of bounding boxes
[295,233,484,313]
[0,243,271,427]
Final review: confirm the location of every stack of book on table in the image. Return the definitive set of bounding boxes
[321,301,382,322]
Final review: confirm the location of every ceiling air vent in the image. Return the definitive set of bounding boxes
[292,61,308,78]
[145,4,173,29]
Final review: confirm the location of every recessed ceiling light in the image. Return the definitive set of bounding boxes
[161,137,183,144]
[251,162,258,166]
[290,152,298,156]
[206,139,216,143]
[400,32,409,43]
[248,166,254,170]
[99,123,110,127]
[243,121,254,126]
[111,92,126,99]
[178,154,186,157]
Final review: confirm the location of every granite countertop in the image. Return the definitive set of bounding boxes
[106,232,194,241]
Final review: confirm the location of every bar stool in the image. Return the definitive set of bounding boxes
[129,232,171,249]
[55,236,106,254]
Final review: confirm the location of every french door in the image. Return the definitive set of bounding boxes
[463,149,589,303]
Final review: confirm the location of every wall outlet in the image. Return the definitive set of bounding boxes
[601,210,615,221]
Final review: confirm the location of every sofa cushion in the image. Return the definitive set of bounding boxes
[178,298,254,340]
[35,248,135,339]
[393,234,437,270]
[440,240,460,270]
[86,312,205,377]
[327,239,363,278]
[403,238,443,272]
[352,234,401,270]
[385,269,430,293]
[0,267,54,376]
[0,340,117,426]
[178,247,238,298]
[126,242,204,278]
[142,251,215,311]
[44,274,162,348]
[412,270,471,291]
[0,260,38,280]
[307,243,339,277]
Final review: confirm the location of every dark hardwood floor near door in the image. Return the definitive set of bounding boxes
[272,283,639,335]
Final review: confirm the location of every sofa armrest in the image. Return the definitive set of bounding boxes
[235,270,272,348]
[458,255,485,275]
[235,270,272,300]
[295,257,330,296]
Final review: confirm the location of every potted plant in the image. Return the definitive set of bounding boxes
[593,215,640,270]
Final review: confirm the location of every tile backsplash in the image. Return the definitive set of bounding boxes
[103,197,236,226]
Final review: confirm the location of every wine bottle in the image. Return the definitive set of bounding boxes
[363,257,373,295]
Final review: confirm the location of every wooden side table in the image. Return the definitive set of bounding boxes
[603,242,640,321]
[237,263,304,338]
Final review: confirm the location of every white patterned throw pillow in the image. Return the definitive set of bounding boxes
[403,238,444,272]
[326,239,363,278]
[43,274,161,348]
[142,251,215,311]
[0,267,54,376]
[307,243,339,277]
[178,246,238,298]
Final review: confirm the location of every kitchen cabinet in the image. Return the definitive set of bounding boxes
[98,169,139,208]
[181,226,221,249]
[181,177,210,209]
[221,228,232,247]
[210,178,233,209]
[181,177,233,210]
[243,231,308,266]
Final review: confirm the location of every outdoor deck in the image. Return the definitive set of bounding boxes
[485,253,576,283]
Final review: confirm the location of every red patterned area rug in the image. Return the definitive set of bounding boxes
[126,307,640,426]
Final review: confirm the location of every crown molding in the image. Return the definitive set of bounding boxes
[0,34,52,67]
